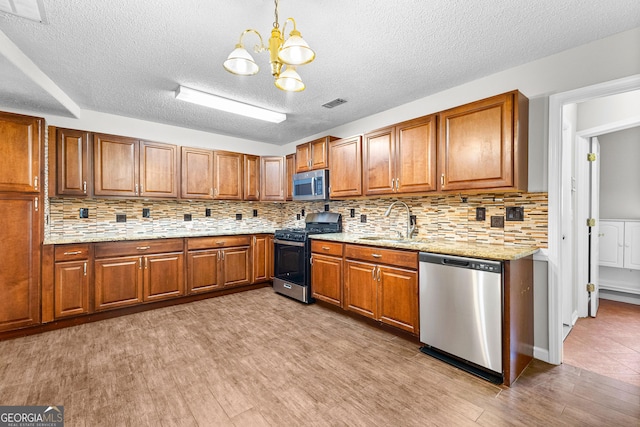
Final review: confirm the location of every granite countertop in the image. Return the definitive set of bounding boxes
[310,233,539,261]
[44,229,277,245]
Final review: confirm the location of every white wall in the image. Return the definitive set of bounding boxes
[599,127,640,219]
[577,89,640,131]
[284,27,640,193]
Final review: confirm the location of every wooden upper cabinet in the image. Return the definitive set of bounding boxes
[260,156,285,201]
[94,133,139,197]
[285,153,295,201]
[243,154,260,201]
[329,136,362,198]
[295,136,336,172]
[213,150,243,200]
[181,146,213,199]
[363,115,437,196]
[55,128,90,197]
[139,141,178,198]
[438,90,528,191]
[0,111,42,193]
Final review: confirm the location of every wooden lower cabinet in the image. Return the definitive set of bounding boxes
[311,240,344,306]
[55,260,90,318]
[187,250,221,293]
[94,255,143,311]
[343,244,419,335]
[143,252,184,302]
[187,236,251,293]
[251,234,271,284]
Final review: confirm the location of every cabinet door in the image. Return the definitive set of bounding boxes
[378,265,418,334]
[252,235,269,283]
[94,256,143,310]
[344,260,377,319]
[0,195,41,331]
[221,247,251,287]
[94,134,139,197]
[187,249,221,294]
[213,151,243,200]
[363,126,395,195]
[56,128,90,196]
[140,141,178,198]
[0,111,42,193]
[181,147,214,199]
[329,136,362,198]
[143,252,185,301]
[260,156,285,201]
[310,137,330,170]
[599,221,624,268]
[286,154,295,200]
[311,254,343,307]
[54,260,90,318]
[295,143,311,172]
[438,92,514,190]
[395,115,437,193]
[244,154,260,201]
[624,222,640,270]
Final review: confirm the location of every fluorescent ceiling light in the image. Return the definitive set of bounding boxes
[175,86,286,124]
[0,0,47,23]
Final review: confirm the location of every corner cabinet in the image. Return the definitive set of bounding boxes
[438,90,528,192]
[328,136,362,198]
[363,115,437,196]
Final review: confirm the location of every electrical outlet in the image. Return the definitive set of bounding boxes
[142,208,150,218]
[296,214,301,220]
[184,214,192,221]
[491,216,504,228]
[476,207,486,221]
[205,208,211,217]
[360,214,367,223]
[79,208,89,219]
[350,208,355,218]
[324,204,330,212]
[301,209,305,217]
[116,214,126,223]
[235,213,242,220]
[253,209,258,217]
[506,206,524,221]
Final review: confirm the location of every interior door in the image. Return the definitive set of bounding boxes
[589,137,600,317]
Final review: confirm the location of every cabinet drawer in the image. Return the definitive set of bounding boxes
[344,244,417,270]
[187,235,251,250]
[311,240,343,256]
[55,244,90,261]
[95,239,183,258]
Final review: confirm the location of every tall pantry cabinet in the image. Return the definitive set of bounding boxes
[0,111,43,332]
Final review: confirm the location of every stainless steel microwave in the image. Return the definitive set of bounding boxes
[292,169,329,201]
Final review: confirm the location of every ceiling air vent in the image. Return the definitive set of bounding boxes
[322,98,347,109]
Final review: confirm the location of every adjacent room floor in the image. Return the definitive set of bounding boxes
[1,287,638,426]
[563,298,640,387]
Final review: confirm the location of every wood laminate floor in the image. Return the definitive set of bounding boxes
[1,287,639,426]
[563,298,640,387]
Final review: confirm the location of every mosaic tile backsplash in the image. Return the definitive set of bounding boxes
[48,192,548,248]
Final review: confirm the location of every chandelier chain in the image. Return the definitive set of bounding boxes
[273,0,279,28]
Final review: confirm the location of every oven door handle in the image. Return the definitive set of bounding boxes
[274,239,306,247]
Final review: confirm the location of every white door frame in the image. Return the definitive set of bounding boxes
[547,74,640,365]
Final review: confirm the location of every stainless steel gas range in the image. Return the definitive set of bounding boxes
[273,212,342,303]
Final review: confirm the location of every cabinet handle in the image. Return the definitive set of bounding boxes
[135,184,139,195]
[34,176,38,190]
[395,178,399,191]
[322,246,330,251]
[371,268,376,280]
[391,178,395,191]
[136,246,151,250]
[35,197,38,212]
[441,174,445,188]
[63,250,83,255]
[310,255,313,265]
[216,241,225,246]
[221,251,225,260]
[210,187,214,196]
[140,184,144,194]
[371,253,382,258]
[144,257,148,269]
[139,257,143,269]
[83,262,87,276]
[377,266,381,281]
[83,181,87,194]
[253,236,256,244]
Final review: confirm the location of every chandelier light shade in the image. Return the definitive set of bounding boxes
[223,0,315,92]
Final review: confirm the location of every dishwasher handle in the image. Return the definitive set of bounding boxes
[442,258,470,267]
[419,252,502,273]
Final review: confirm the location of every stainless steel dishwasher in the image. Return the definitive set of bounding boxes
[419,252,503,383]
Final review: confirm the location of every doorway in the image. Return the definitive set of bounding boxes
[547,74,640,366]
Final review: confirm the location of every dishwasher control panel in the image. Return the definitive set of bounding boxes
[469,262,501,273]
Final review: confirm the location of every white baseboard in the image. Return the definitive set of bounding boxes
[534,347,550,364]
[600,290,640,306]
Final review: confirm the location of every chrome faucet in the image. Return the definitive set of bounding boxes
[383,200,415,239]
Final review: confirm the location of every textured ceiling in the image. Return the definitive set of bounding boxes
[0,0,639,145]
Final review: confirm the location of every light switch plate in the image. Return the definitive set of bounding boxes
[491,216,504,228]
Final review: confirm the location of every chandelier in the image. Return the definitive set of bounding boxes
[223,0,315,92]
